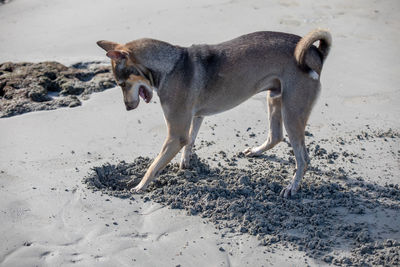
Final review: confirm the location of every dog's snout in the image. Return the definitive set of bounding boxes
[125,104,134,111]
[125,101,138,111]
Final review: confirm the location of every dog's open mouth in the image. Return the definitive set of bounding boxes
[139,85,152,103]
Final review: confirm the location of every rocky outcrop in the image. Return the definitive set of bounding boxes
[0,0,13,5]
[0,61,115,118]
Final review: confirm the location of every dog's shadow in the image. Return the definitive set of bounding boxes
[84,154,400,264]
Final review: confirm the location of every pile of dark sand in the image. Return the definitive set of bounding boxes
[84,130,400,266]
[0,61,115,117]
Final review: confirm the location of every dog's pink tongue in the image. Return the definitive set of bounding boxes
[139,87,146,101]
[139,86,152,103]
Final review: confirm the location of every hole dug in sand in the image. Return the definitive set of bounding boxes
[84,136,400,266]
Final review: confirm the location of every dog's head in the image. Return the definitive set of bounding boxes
[97,40,154,111]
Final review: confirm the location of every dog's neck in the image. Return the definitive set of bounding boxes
[126,39,184,90]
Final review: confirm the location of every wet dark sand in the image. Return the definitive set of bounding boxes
[84,129,400,266]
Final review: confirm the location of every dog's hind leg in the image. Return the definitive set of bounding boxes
[243,88,283,157]
[279,119,308,198]
[180,116,204,169]
[279,82,318,198]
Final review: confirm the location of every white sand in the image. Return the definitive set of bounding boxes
[1,0,399,266]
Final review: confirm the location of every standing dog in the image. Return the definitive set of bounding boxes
[97,29,331,197]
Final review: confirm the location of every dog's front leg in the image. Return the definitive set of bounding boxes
[129,135,188,192]
[129,115,192,192]
[180,116,204,169]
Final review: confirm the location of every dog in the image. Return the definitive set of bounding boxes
[97,29,331,197]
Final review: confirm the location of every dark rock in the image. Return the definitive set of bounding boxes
[39,76,60,92]
[0,61,114,118]
[0,62,14,72]
[67,96,82,108]
[60,81,84,95]
[28,86,51,102]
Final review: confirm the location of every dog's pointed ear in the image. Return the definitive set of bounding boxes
[97,40,119,52]
[106,50,129,61]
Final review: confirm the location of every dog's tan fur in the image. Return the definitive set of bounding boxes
[97,29,332,197]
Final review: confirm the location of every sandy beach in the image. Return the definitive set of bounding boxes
[1,0,399,266]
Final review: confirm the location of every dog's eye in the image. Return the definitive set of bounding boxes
[127,66,139,76]
[120,82,126,88]
[131,68,139,76]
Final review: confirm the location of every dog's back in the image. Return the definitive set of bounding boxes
[181,30,329,116]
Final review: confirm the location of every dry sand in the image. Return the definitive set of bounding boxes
[1,0,399,266]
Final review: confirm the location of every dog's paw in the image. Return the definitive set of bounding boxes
[242,147,262,157]
[126,178,147,193]
[279,182,300,198]
[130,184,146,194]
[179,159,190,169]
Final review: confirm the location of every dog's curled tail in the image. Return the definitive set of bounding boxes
[294,28,332,71]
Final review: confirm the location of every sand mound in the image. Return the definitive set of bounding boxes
[0,61,115,117]
[84,130,400,266]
